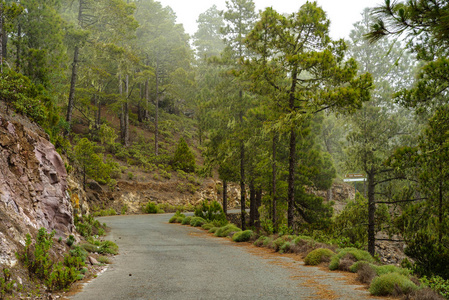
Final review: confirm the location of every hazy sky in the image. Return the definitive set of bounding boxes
[157,0,382,40]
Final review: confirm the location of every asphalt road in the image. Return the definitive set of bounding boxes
[70,214,376,300]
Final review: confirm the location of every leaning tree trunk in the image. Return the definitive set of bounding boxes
[367,170,376,256]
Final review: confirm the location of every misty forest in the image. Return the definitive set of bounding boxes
[1,0,449,298]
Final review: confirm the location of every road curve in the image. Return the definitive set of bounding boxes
[70,214,375,300]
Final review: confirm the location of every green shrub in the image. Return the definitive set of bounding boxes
[209,227,219,233]
[143,201,163,214]
[69,246,88,262]
[254,236,269,247]
[279,242,292,254]
[304,248,335,266]
[271,236,293,252]
[215,224,241,237]
[190,217,206,227]
[420,275,449,299]
[232,230,253,242]
[97,256,111,264]
[0,268,15,297]
[172,138,195,173]
[169,211,185,223]
[17,228,54,280]
[329,247,374,270]
[99,240,118,255]
[369,273,418,296]
[202,223,214,230]
[181,216,192,225]
[194,200,227,225]
[46,262,79,291]
[66,235,75,247]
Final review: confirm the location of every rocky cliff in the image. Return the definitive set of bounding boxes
[0,111,74,268]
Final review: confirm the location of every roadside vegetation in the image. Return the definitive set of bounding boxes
[169,200,449,299]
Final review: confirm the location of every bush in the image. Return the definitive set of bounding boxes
[280,242,292,254]
[46,262,79,291]
[0,268,15,297]
[215,224,241,237]
[201,223,214,230]
[356,263,377,284]
[420,275,449,299]
[232,230,253,242]
[97,256,111,264]
[190,217,206,227]
[329,247,374,271]
[209,227,219,234]
[69,246,88,262]
[254,236,269,247]
[350,261,410,276]
[66,235,75,247]
[271,236,294,252]
[142,201,163,214]
[172,138,195,173]
[194,200,227,225]
[369,273,417,296]
[181,216,192,225]
[304,248,335,266]
[169,211,186,223]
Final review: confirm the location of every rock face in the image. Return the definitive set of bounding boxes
[0,113,74,266]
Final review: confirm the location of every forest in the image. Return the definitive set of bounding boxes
[0,0,448,295]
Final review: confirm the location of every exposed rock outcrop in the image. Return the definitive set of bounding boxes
[0,113,74,266]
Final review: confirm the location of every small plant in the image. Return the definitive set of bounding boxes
[190,217,207,227]
[420,275,449,299]
[304,248,335,266]
[329,247,374,271]
[142,201,163,214]
[0,268,15,298]
[232,230,253,242]
[127,172,134,180]
[66,235,75,247]
[181,216,192,225]
[202,223,214,230]
[214,224,241,237]
[121,204,128,215]
[194,200,227,225]
[369,273,418,296]
[169,211,185,223]
[97,256,111,264]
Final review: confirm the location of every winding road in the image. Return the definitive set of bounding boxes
[70,214,376,300]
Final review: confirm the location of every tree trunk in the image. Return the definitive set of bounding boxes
[255,188,262,230]
[249,180,255,227]
[16,24,20,70]
[272,134,277,230]
[145,78,149,120]
[95,95,101,128]
[124,74,129,147]
[287,128,296,229]
[240,140,246,230]
[155,62,159,156]
[239,90,246,230]
[119,74,125,143]
[66,46,79,125]
[223,180,227,215]
[287,69,298,229]
[66,0,84,126]
[367,171,376,256]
